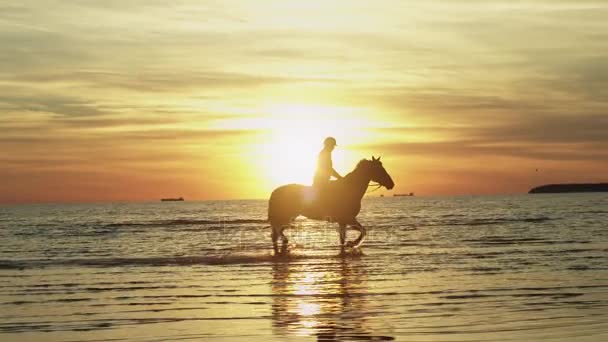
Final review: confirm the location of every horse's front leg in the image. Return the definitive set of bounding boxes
[338,223,347,253]
[347,219,367,248]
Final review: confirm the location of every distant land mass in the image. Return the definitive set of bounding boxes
[529,183,608,194]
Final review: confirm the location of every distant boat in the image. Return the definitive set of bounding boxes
[161,197,184,202]
[394,192,414,197]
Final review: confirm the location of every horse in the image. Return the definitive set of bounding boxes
[268,156,395,255]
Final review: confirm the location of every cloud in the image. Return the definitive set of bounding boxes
[4,69,342,94]
[0,92,109,117]
[363,110,608,162]
[2,0,608,201]
[367,140,608,162]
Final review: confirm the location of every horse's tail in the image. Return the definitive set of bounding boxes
[267,188,279,224]
[267,184,298,225]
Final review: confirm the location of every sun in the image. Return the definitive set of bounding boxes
[254,104,373,190]
[210,103,376,193]
[263,129,318,186]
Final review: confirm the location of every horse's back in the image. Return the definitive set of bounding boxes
[268,184,311,224]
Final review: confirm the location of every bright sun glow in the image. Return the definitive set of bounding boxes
[212,103,377,191]
[258,104,373,189]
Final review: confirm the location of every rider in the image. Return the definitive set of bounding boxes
[313,137,343,188]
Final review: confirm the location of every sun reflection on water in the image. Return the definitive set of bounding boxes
[297,302,321,316]
[270,256,394,340]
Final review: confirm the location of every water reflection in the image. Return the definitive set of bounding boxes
[271,255,394,341]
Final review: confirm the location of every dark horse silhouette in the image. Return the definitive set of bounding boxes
[268,156,394,255]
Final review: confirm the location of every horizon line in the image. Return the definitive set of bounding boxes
[0,191,549,206]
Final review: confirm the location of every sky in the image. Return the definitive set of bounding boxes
[1,0,607,203]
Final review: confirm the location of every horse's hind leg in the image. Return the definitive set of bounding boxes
[271,221,290,255]
[271,224,280,255]
[279,224,290,254]
[339,223,347,254]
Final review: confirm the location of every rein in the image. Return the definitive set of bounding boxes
[366,182,383,194]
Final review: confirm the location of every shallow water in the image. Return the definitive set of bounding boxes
[1,194,607,341]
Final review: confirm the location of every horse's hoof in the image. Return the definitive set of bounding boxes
[351,247,364,256]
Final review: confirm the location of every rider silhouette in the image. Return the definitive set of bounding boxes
[313,137,343,188]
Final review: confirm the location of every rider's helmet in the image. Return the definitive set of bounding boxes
[323,137,337,148]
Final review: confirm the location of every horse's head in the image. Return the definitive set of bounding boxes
[358,156,395,190]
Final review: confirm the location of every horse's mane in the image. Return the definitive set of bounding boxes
[356,158,371,169]
[339,159,371,181]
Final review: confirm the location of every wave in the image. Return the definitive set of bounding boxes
[0,261,25,270]
[104,218,268,229]
[576,210,608,215]
[0,251,358,269]
[422,216,553,227]
[11,216,555,232]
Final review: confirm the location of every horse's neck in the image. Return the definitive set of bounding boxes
[344,168,371,200]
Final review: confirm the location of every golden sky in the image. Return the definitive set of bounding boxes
[1,1,607,203]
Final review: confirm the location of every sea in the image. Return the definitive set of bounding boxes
[1,194,607,341]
